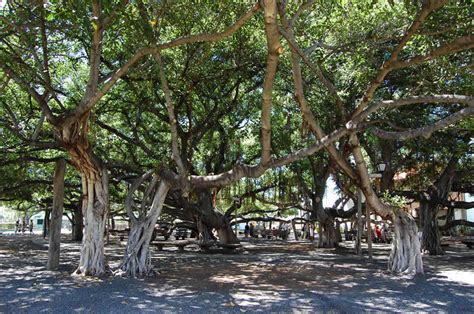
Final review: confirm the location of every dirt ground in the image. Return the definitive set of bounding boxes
[0,234,473,312]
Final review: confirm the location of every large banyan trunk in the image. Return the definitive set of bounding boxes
[350,133,423,274]
[388,208,423,274]
[420,197,443,255]
[74,166,109,276]
[419,156,457,255]
[318,216,339,248]
[314,198,339,248]
[119,173,170,277]
[190,190,239,245]
[59,118,109,276]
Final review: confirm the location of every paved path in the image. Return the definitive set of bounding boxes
[0,235,472,312]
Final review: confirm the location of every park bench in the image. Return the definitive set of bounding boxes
[108,229,129,241]
[154,240,194,252]
[110,225,173,242]
[199,241,242,253]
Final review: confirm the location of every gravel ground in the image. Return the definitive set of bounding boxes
[0,234,472,313]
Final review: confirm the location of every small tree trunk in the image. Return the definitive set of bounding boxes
[43,208,50,239]
[74,167,109,276]
[47,159,66,270]
[111,216,115,230]
[71,202,83,242]
[366,207,373,260]
[119,181,170,277]
[389,208,423,274]
[335,220,342,243]
[292,219,298,240]
[420,200,443,255]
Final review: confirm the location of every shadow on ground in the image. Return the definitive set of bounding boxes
[0,235,472,312]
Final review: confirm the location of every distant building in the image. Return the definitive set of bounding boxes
[395,170,473,226]
[30,212,71,231]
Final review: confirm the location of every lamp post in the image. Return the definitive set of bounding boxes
[356,188,363,255]
[377,161,386,173]
[233,197,240,235]
[355,162,386,258]
[366,161,386,260]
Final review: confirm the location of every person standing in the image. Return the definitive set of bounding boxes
[375,225,382,243]
[244,223,250,238]
[249,223,255,238]
[15,219,20,234]
[29,219,34,234]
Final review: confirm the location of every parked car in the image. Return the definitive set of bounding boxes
[151,223,173,241]
[175,227,189,240]
[260,228,290,240]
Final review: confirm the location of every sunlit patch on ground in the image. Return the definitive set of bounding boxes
[437,270,474,285]
[0,235,473,312]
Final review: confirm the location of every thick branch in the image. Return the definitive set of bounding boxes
[360,95,472,120]
[279,15,356,180]
[260,0,282,165]
[154,52,188,178]
[184,126,351,189]
[370,105,474,140]
[440,219,474,231]
[279,27,347,119]
[352,1,447,118]
[392,35,474,70]
[1,64,57,125]
[65,2,261,125]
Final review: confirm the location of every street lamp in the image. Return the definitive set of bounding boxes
[377,161,386,173]
[356,161,387,257]
[233,197,241,234]
[365,161,386,259]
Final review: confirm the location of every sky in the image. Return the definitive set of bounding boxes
[322,176,339,208]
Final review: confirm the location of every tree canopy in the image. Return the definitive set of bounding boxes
[0,0,472,276]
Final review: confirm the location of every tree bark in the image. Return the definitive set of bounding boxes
[119,180,170,277]
[420,196,443,255]
[318,215,339,248]
[421,156,457,254]
[71,201,83,242]
[388,208,423,274]
[350,133,423,274]
[73,166,109,276]
[194,190,238,245]
[314,192,339,248]
[47,158,66,270]
[42,207,50,239]
[292,219,299,240]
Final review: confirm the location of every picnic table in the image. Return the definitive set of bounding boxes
[260,229,290,240]
[460,238,474,249]
[154,240,194,252]
[153,240,242,253]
